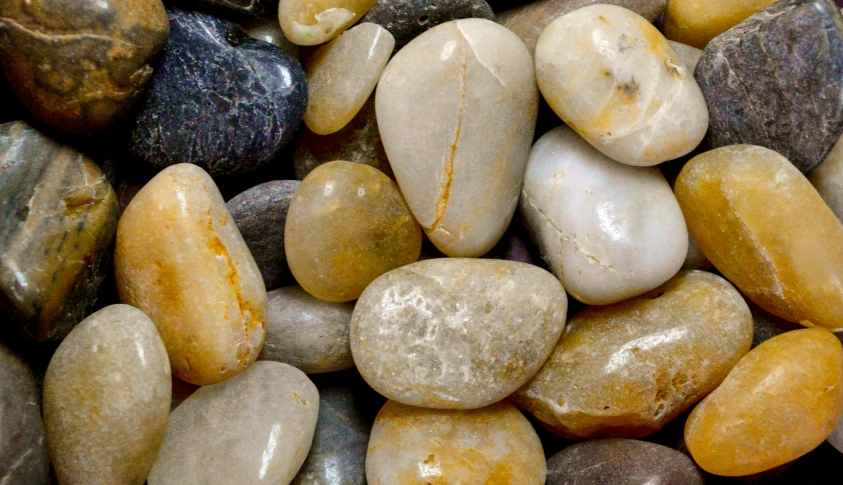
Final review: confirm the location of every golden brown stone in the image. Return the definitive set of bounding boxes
[279,0,378,46]
[663,0,778,49]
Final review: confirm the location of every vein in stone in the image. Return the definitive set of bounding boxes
[456,23,507,88]
[0,17,136,48]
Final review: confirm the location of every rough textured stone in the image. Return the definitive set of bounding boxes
[43,305,171,485]
[361,0,495,48]
[668,40,703,71]
[351,258,568,410]
[0,121,119,341]
[664,0,778,49]
[115,164,267,385]
[128,9,307,177]
[242,17,300,57]
[515,271,753,439]
[279,0,378,45]
[377,19,538,257]
[810,134,843,221]
[694,0,843,174]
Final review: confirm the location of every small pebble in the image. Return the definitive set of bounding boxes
[810,134,843,221]
[664,0,778,48]
[242,17,301,57]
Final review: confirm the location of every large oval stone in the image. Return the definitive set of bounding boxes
[376,18,538,257]
[663,0,777,49]
[115,164,267,385]
[810,135,843,221]
[279,0,378,46]
[351,258,567,409]
[43,305,171,485]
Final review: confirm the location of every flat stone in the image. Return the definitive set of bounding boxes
[664,0,778,48]
[514,271,753,439]
[668,40,702,71]
[279,0,378,46]
[694,0,843,173]
[0,121,119,341]
[810,134,843,221]
[361,0,495,48]
[43,305,171,485]
[377,19,538,257]
[242,17,301,57]
[366,400,546,484]
[115,164,267,385]
[128,9,307,177]
[148,361,319,485]
[227,180,300,290]
[520,126,688,305]
[351,258,568,409]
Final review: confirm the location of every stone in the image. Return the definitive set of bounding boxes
[115,164,267,385]
[664,0,778,49]
[128,9,307,177]
[361,0,495,48]
[351,258,568,409]
[285,161,421,302]
[227,180,300,290]
[259,286,354,374]
[366,400,546,484]
[0,0,168,134]
[0,341,49,485]
[279,0,378,46]
[694,0,843,174]
[148,361,319,485]
[546,439,705,485]
[304,23,394,135]
[514,271,753,439]
[668,40,702,71]
[520,126,688,305]
[810,134,843,221]
[185,0,275,17]
[43,305,171,485]
[377,19,538,257]
[535,5,708,166]
[242,17,301,57]
[0,121,119,342]
[674,145,843,331]
[685,328,843,476]
[830,415,843,453]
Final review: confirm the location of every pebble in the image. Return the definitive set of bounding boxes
[351,258,568,409]
[377,19,538,257]
[0,121,119,341]
[128,9,307,177]
[668,40,702,71]
[694,0,843,174]
[520,126,688,305]
[115,164,267,385]
[674,145,843,331]
[285,161,421,302]
[535,5,708,166]
[664,0,778,49]
[43,305,171,485]
[810,135,843,221]
[187,0,275,17]
[279,0,378,46]
[830,416,843,454]
[148,362,319,485]
[361,0,495,48]
[685,328,843,476]
[514,271,753,439]
[242,17,301,57]
[366,400,546,484]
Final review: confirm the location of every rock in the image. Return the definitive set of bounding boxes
[242,17,301,57]
[377,19,538,257]
[351,258,568,409]
[304,23,394,135]
[685,328,843,476]
[184,0,275,18]
[361,0,495,48]
[366,400,546,484]
[664,0,778,49]
[227,180,300,290]
[0,121,119,341]
[546,439,705,485]
[128,9,307,177]
[520,126,688,305]
[115,164,267,385]
[285,161,421,302]
[810,135,843,221]
[147,362,319,485]
[0,342,49,485]
[514,271,753,439]
[259,286,354,374]
[674,145,843,331]
[694,0,843,174]
[681,237,712,271]
[830,415,843,454]
[535,5,708,166]
[43,305,171,485]
[0,0,168,134]
[668,40,703,71]
[279,0,378,46]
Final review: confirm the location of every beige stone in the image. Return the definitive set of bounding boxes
[668,40,703,71]
[278,0,378,46]
[242,17,300,57]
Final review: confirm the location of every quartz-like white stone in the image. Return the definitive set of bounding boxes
[810,134,843,222]
[668,40,702,71]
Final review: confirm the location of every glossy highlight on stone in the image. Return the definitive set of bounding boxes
[279,0,378,46]
[810,135,843,221]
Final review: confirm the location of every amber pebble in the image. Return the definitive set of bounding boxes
[285,161,422,302]
[663,0,778,49]
[674,145,843,331]
[279,0,378,46]
[685,328,843,476]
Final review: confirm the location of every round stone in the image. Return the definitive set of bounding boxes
[279,0,378,46]
[663,0,778,48]
[361,0,495,48]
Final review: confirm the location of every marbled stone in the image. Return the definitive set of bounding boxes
[514,271,753,439]
[361,0,495,48]
[128,9,307,177]
[351,258,568,409]
[694,0,843,173]
[279,0,378,46]
[285,161,421,302]
[668,40,703,71]
[377,19,538,257]
[148,361,319,485]
[536,5,708,166]
[43,305,171,485]
[366,400,546,484]
[810,134,843,221]
[242,17,300,57]
[520,126,688,305]
[0,121,119,341]
[227,180,300,290]
[115,164,267,385]
[664,0,778,49]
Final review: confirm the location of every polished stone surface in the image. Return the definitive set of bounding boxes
[279,0,378,46]
[361,0,494,48]
[664,0,778,48]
